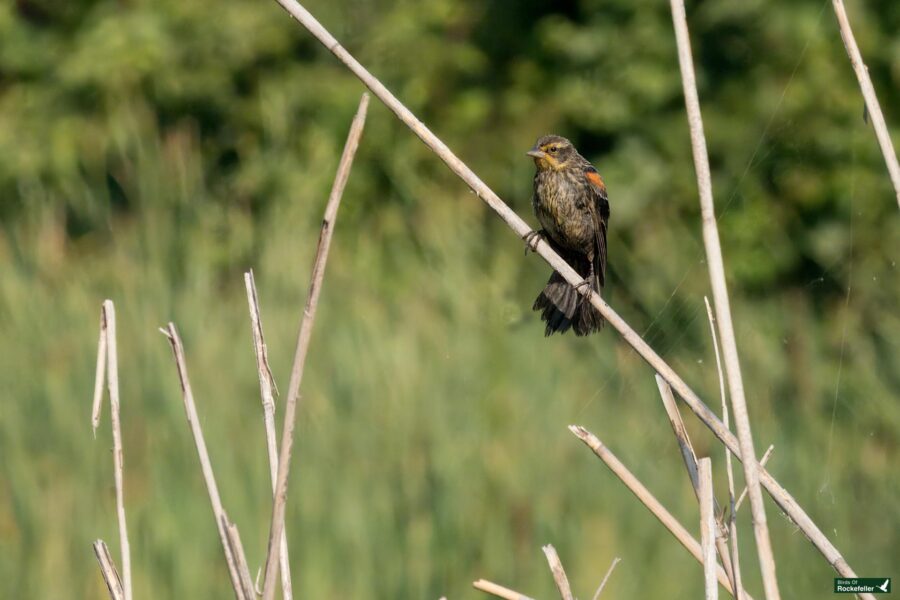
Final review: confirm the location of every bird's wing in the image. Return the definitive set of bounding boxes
[584,166,610,286]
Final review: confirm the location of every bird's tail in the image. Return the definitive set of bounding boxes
[533,259,604,336]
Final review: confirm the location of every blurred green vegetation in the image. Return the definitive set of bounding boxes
[1,0,898,597]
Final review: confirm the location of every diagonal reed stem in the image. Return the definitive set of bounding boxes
[93,539,125,600]
[473,579,536,600]
[570,425,752,600]
[266,0,868,591]
[260,93,370,600]
[542,545,574,600]
[656,375,735,592]
[161,324,255,600]
[591,556,621,600]
[830,0,900,208]
[222,515,257,598]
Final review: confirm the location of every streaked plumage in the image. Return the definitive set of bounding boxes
[526,134,609,336]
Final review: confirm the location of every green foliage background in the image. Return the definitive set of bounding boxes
[1,0,898,597]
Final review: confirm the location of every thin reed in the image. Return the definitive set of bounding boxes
[90,301,132,600]
[260,92,370,600]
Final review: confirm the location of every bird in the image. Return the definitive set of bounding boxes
[524,134,609,336]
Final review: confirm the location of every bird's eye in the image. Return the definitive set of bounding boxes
[549,146,558,153]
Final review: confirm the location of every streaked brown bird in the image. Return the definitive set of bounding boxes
[524,134,609,336]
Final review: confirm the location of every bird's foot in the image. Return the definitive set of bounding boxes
[523,229,545,255]
[573,278,593,300]
[576,263,597,304]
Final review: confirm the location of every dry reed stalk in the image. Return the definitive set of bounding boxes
[655,375,735,591]
[727,495,744,600]
[656,374,702,491]
[260,93,370,600]
[542,545,574,600]
[667,1,780,596]
[160,324,255,600]
[222,515,257,598]
[736,445,775,512]
[90,313,107,436]
[569,426,752,600]
[267,0,867,586]
[473,579,536,600]
[831,0,900,207]
[699,458,719,600]
[244,270,293,599]
[705,297,744,600]
[591,556,621,600]
[103,302,132,600]
[90,301,132,600]
[93,540,125,600]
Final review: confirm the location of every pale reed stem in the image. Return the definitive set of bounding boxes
[260,93,370,600]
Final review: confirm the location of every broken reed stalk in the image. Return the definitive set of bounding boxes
[655,375,735,592]
[656,374,702,492]
[93,540,125,600]
[244,270,294,600]
[222,515,257,598]
[261,92,370,600]
[161,324,255,600]
[706,296,744,600]
[569,426,752,600]
[699,458,719,600]
[591,557,621,600]
[473,579,536,600]
[90,310,107,436]
[542,545,574,600]
[268,0,867,587]
[831,0,900,208]
[90,301,132,600]
[667,1,780,597]
[103,302,132,600]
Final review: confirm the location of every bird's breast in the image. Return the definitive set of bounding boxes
[532,171,593,251]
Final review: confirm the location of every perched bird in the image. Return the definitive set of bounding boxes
[524,134,609,336]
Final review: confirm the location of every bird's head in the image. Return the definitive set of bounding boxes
[527,135,575,171]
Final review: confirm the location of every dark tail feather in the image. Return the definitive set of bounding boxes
[533,267,604,337]
[573,272,604,336]
[533,271,578,335]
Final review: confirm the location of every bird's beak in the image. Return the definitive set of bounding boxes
[526,146,545,159]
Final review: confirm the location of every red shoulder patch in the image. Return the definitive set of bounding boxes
[585,169,605,191]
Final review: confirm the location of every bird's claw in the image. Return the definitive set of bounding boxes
[574,278,593,299]
[523,229,544,255]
